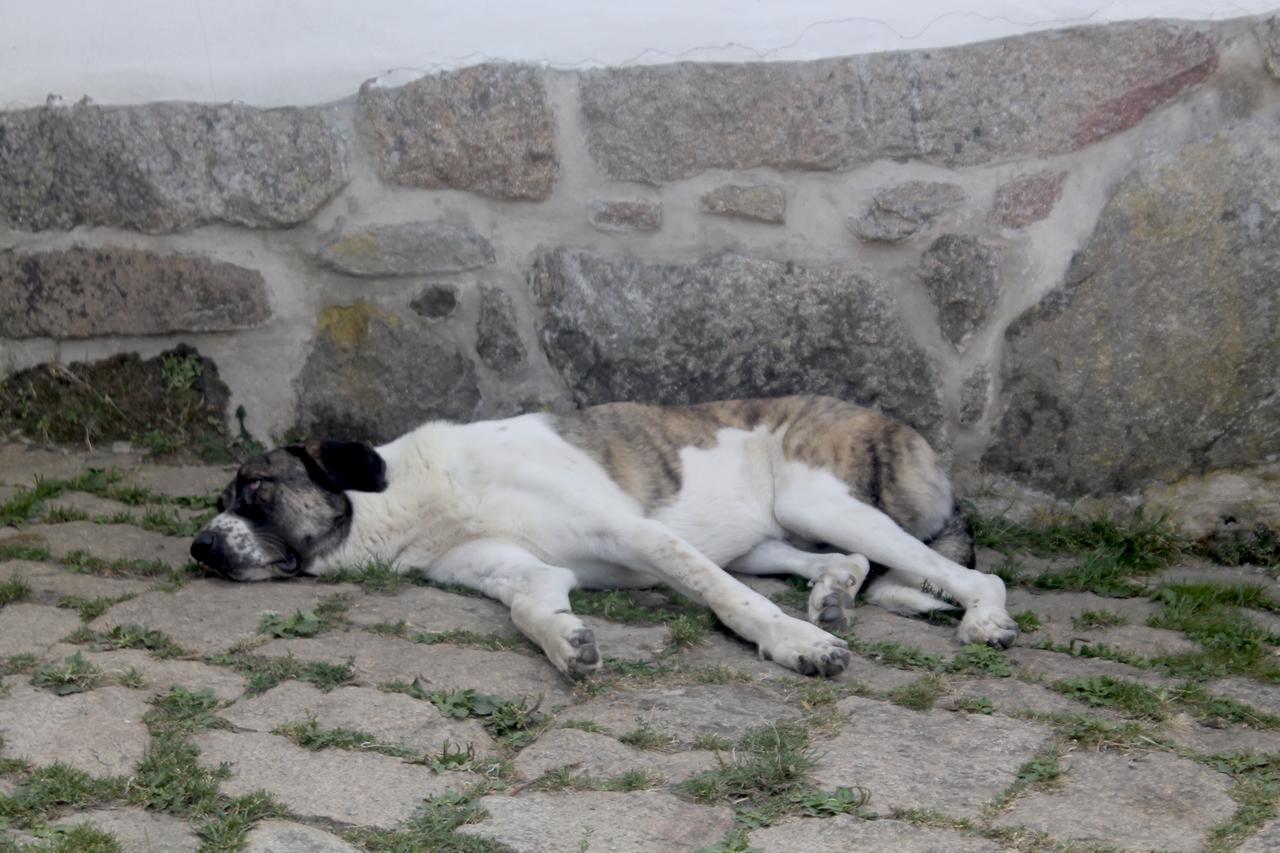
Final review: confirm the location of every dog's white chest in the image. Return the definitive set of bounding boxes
[651,428,782,565]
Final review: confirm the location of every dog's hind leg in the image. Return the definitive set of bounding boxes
[773,467,1018,649]
[430,540,600,679]
[729,539,870,632]
[591,521,850,677]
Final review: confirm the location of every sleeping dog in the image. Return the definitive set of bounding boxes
[191,396,1017,679]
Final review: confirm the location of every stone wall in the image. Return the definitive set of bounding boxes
[2,16,1279,533]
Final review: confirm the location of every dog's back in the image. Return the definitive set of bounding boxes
[553,395,964,553]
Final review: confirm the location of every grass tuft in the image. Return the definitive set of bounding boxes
[31,652,103,695]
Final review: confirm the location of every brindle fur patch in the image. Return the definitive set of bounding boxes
[554,395,950,537]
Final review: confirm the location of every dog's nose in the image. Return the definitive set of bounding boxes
[191,530,218,565]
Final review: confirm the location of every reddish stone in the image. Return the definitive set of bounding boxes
[990,171,1068,229]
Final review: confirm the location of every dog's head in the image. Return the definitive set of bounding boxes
[190,439,387,581]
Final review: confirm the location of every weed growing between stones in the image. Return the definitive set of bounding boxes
[526,767,661,793]
[617,721,675,751]
[55,593,137,622]
[1011,610,1041,634]
[1,654,38,677]
[886,675,946,711]
[973,509,1184,596]
[1049,675,1279,730]
[31,653,103,695]
[383,680,547,749]
[0,468,218,530]
[209,652,355,694]
[366,619,408,637]
[0,541,53,563]
[0,763,126,828]
[987,746,1065,817]
[65,624,187,659]
[316,560,411,593]
[569,587,715,629]
[683,721,872,835]
[1030,713,1169,751]
[0,576,31,607]
[274,715,417,759]
[258,610,322,639]
[123,685,288,850]
[413,629,531,654]
[1147,582,1280,683]
[12,822,124,852]
[1071,609,1129,629]
[1052,676,1168,721]
[693,732,734,752]
[957,695,995,714]
[343,789,500,853]
[1203,752,1280,852]
[857,640,943,671]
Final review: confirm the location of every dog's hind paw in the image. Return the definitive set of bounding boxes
[957,606,1019,649]
[806,554,868,633]
[557,625,602,680]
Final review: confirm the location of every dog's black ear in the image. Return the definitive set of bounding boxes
[297,439,388,493]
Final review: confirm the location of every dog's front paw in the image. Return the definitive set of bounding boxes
[761,620,850,678]
[957,606,1019,649]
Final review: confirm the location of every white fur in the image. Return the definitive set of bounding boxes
[307,413,1014,678]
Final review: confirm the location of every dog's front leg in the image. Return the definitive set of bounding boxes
[594,521,850,677]
[430,540,601,679]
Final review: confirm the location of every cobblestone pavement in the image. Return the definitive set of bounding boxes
[1,444,1278,852]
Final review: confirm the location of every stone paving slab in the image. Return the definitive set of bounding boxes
[750,814,1003,852]
[1152,561,1280,593]
[993,750,1237,851]
[675,633,793,681]
[122,463,236,498]
[559,682,802,748]
[1005,588,1164,627]
[812,695,1054,818]
[1006,647,1169,688]
[1,559,155,602]
[195,729,479,827]
[81,648,248,701]
[0,679,150,776]
[1163,713,1280,756]
[0,444,143,486]
[846,607,961,658]
[48,806,200,851]
[458,790,736,852]
[0,603,83,657]
[343,585,520,637]
[1240,818,1280,853]
[581,616,670,662]
[16,521,193,567]
[44,490,209,522]
[217,680,496,754]
[1205,676,1280,712]
[243,819,360,852]
[514,728,717,783]
[89,579,361,656]
[942,676,1092,718]
[256,630,574,701]
[838,655,929,693]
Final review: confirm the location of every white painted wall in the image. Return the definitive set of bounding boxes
[2,0,1276,108]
